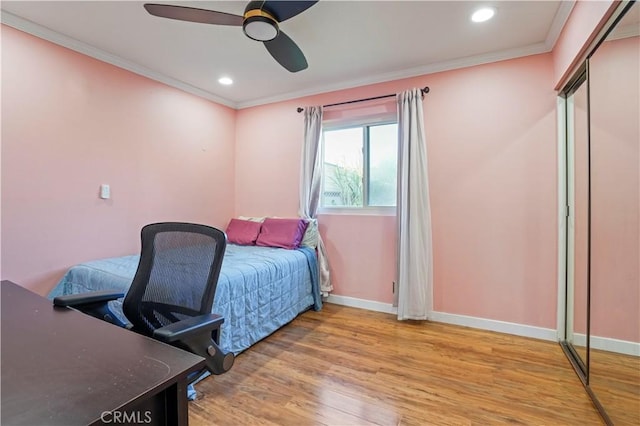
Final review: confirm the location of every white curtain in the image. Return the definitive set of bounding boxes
[396,88,432,320]
[300,106,333,296]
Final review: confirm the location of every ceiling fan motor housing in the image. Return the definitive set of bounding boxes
[243,1,279,41]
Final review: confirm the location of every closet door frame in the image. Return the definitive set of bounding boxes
[558,65,590,384]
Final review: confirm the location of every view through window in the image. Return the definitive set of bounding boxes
[321,122,397,208]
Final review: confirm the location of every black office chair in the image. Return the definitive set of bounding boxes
[53,222,234,379]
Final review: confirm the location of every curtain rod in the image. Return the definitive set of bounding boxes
[296,86,429,113]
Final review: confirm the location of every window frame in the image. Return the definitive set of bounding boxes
[319,119,398,215]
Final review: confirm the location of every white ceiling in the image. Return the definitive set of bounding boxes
[1,1,573,109]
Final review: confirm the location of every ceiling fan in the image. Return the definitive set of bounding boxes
[143,1,318,73]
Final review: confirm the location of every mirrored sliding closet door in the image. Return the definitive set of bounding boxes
[564,68,590,378]
[587,1,639,424]
[560,1,639,425]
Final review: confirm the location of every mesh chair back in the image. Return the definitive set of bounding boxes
[123,222,226,338]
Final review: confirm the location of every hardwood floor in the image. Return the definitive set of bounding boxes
[589,348,640,426]
[190,303,605,425]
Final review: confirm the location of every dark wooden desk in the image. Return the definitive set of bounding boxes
[1,280,206,426]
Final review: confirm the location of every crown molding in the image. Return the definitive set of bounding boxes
[236,42,550,109]
[2,2,576,111]
[1,11,237,109]
[545,0,576,50]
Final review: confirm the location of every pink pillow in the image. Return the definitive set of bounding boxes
[256,218,309,249]
[225,219,262,245]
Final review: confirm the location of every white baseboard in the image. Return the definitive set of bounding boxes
[428,311,558,342]
[571,333,640,357]
[324,294,398,315]
[325,294,557,341]
[325,295,640,356]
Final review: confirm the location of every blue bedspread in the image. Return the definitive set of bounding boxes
[48,244,321,355]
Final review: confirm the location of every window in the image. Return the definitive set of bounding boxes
[321,122,398,208]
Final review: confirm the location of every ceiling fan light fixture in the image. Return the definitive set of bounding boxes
[243,11,279,41]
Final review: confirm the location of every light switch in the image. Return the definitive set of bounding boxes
[100,184,110,199]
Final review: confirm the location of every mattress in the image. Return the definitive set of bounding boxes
[48,244,321,355]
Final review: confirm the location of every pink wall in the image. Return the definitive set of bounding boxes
[589,35,639,343]
[1,26,236,295]
[319,214,397,303]
[552,0,617,89]
[426,55,557,327]
[235,53,559,328]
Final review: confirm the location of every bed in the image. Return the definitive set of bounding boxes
[48,244,322,355]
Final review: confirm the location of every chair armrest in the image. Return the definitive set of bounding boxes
[153,313,224,343]
[53,291,125,307]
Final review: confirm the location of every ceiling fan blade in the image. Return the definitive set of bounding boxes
[264,30,308,72]
[143,3,243,26]
[263,1,318,22]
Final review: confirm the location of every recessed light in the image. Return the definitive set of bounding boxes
[471,7,496,23]
[218,77,233,85]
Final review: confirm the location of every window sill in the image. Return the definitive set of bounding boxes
[317,206,396,216]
